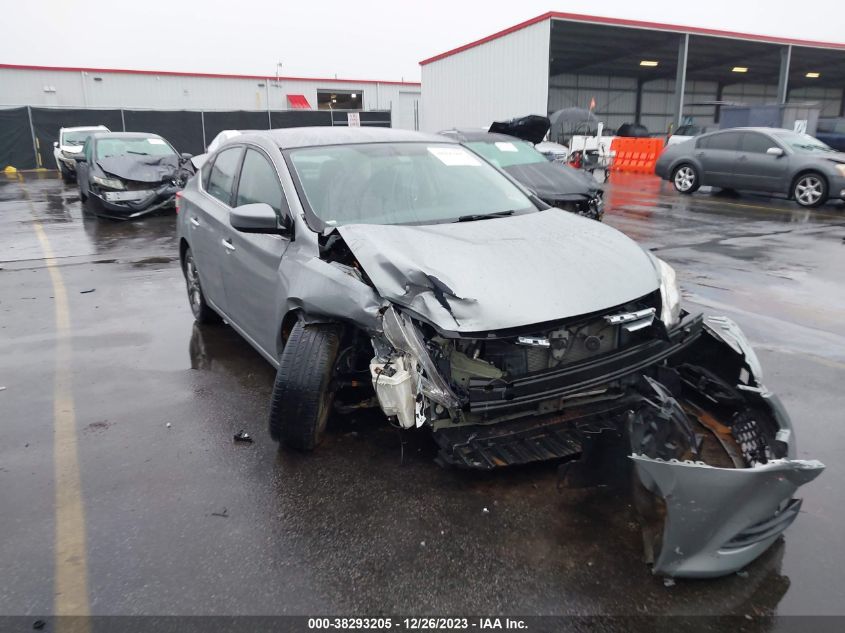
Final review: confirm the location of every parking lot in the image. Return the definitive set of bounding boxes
[2,171,844,619]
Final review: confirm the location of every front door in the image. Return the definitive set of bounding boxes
[734,132,789,192]
[222,147,291,359]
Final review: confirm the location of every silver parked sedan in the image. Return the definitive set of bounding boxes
[655,126,845,207]
[176,127,822,578]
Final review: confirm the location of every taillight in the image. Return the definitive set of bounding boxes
[175,190,183,214]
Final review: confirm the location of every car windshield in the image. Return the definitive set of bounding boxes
[95,137,176,159]
[63,130,100,145]
[288,142,535,227]
[772,131,835,153]
[465,139,549,168]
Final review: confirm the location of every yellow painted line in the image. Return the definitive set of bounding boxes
[19,175,91,626]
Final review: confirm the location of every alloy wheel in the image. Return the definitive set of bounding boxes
[674,166,695,192]
[795,176,823,206]
[185,254,203,318]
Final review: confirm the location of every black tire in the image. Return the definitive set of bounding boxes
[672,163,700,194]
[269,321,342,451]
[182,247,221,324]
[60,165,75,184]
[792,172,828,208]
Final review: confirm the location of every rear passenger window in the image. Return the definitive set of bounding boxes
[235,149,284,215]
[703,132,741,151]
[741,132,776,154]
[206,147,242,205]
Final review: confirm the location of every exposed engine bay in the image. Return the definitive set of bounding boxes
[361,304,823,577]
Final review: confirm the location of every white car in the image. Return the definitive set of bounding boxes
[53,125,109,182]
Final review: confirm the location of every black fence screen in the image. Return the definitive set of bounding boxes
[0,107,392,170]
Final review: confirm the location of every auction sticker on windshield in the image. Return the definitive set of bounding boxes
[427,146,481,166]
[494,142,518,152]
[147,138,166,145]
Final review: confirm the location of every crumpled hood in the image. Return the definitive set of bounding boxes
[337,209,660,333]
[503,161,599,202]
[97,154,180,183]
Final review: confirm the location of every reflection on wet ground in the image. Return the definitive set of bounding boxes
[1,173,844,618]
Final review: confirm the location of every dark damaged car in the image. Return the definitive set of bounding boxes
[441,116,604,220]
[177,128,823,578]
[76,132,195,219]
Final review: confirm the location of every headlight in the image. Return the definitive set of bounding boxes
[835,164,845,177]
[654,257,681,328]
[92,175,125,190]
[382,307,460,409]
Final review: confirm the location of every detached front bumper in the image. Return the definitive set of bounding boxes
[372,310,824,578]
[633,454,823,578]
[94,183,179,219]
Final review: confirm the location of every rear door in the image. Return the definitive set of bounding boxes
[695,131,742,187]
[185,145,243,315]
[734,131,789,192]
[222,147,291,358]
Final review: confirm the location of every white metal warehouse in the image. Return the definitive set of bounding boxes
[0,64,421,130]
[420,11,845,134]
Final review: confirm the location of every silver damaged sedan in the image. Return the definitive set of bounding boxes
[176,127,823,578]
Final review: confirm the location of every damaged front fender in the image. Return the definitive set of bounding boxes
[632,455,823,578]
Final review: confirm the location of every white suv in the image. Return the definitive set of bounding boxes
[53,125,109,182]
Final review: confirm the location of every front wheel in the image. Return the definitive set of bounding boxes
[182,247,221,324]
[672,164,700,194]
[269,321,342,451]
[792,173,828,208]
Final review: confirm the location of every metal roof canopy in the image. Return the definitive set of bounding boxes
[549,18,845,89]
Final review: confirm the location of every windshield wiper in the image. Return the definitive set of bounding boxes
[127,150,150,155]
[455,210,515,223]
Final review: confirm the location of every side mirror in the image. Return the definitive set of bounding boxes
[766,147,784,157]
[53,141,59,148]
[180,152,193,161]
[230,202,290,235]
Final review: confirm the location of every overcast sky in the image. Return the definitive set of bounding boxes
[2,0,842,81]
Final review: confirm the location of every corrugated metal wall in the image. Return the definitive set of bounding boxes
[548,72,839,135]
[0,67,421,129]
[420,19,551,132]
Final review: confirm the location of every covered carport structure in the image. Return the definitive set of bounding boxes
[421,12,845,135]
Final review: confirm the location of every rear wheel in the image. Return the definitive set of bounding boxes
[672,164,700,194]
[269,321,342,451]
[182,247,221,324]
[792,173,828,208]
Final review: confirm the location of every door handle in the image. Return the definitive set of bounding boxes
[221,238,235,252]
[189,217,200,227]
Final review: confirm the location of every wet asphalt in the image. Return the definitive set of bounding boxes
[1,171,844,620]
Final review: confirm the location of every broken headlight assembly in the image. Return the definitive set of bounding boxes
[654,256,681,328]
[92,175,125,190]
[381,306,461,411]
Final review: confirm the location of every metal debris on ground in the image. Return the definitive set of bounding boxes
[210,508,229,518]
[233,430,253,443]
[80,288,96,294]
[663,578,676,588]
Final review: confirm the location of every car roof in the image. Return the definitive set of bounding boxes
[705,127,792,135]
[439,129,529,144]
[89,131,165,139]
[61,125,108,131]
[235,126,452,150]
